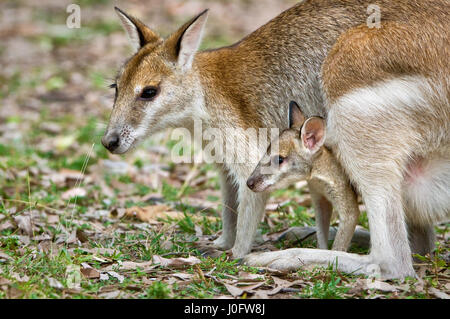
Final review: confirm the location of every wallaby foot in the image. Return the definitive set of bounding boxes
[242,248,381,277]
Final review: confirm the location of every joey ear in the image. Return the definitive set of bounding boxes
[288,101,306,129]
[115,7,161,52]
[165,9,209,71]
[300,117,326,153]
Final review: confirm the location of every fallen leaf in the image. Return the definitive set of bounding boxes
[238,272,265,282]
[65,229,78,244]
[0,251,13,261]
[102,260,154,272]
[107,271,124,283]
[224,284,244,297]
[224,282,266,297]
[152,255,201,268]
[14,215,33,236]
[429,287,449,299]
[172,273,194,281]
[267,277,304,295]
[76,229,89,243]
[125,205,184,224]
[100,273,109,281]
[81,263,100,279]
[102,160,131,175]
[48,168,85,186]
[54,134,76,151]
[99,290,121,299]
[48,278,64,289]
[10,272,30,282]
[195,224,203,237]
[62,187,87,200]
[366,280,398,292]
[0,220,15,231]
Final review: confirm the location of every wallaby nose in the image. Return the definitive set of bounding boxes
[247,177,255,190]
[102,132,120,152]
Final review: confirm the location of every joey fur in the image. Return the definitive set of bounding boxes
[248,102,360,251]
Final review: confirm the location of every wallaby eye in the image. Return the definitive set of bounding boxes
[109,83,117,94]
[139,86,159,101]
[109,83,118,105]
[278,156,285,164]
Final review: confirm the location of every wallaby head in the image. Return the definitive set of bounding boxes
[247,101,326,192]
[102,7,209,154]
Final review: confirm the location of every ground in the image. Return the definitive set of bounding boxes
[0,0,448,299]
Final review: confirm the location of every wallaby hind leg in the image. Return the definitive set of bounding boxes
[407,221,436,257]
[213,168,238,250]
[309,188,333,249]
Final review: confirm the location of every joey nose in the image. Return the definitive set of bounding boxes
[102,132,120,152]
[247,178,255,190]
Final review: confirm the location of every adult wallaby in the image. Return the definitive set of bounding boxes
[247,101,361,251]
[102,0,449,279]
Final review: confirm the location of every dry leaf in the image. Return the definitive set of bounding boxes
[10,272,30,282]
[224,282,266,297]
[107,271,124,283]
[429,287,449,299]
[48,168,85,186]
[46,215,60,224]
[62,187,87,200]
[102,260,154,272]
[366,280,398,292]
[224,284,244,297]
[0,251,12,261]
[48,278,64,289]
[267,277,304,295]
[100,273,109,281]
[0,277,12,285]
[172,273,194,281]
[238,272,265,282]
[99,290,121,299]
[80,264,100,279]
[76,229,89,243]
[14,215,33,236]
[0,220,15,231]
[125,205,184,224]
[152,255,201,268]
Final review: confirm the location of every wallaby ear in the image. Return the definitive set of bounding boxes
[288,101,306,129]
[300,117,326,153]
[115,7,161,53]
[165,9,209,71]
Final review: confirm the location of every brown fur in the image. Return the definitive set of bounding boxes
[104,0,449,278]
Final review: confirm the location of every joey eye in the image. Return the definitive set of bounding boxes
[272,155,285,165]
[139,86,159,101]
